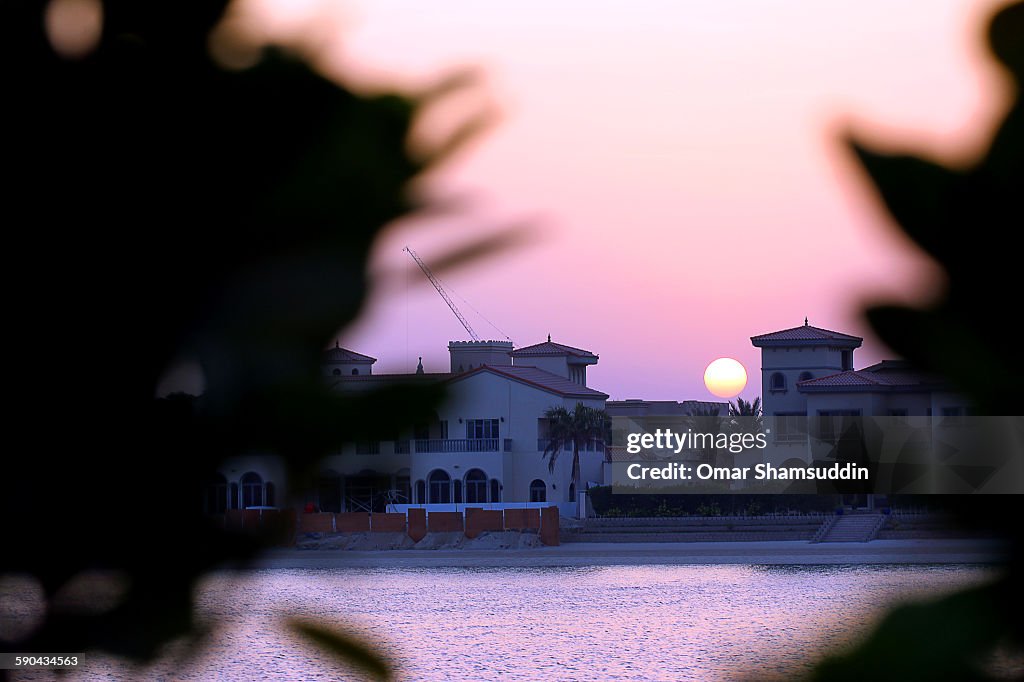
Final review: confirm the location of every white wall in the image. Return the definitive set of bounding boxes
[323,361,372,377]
[760,346,849,416]
[448,341,513,372]
[805,392,877,415]
[217,453,288,508]
[425,370,606,503]
[517,355,571,378]
[880,393,933,416]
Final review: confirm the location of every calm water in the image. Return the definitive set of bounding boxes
[13,564,997,681]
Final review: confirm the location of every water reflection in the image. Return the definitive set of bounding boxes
[14,564,995,681]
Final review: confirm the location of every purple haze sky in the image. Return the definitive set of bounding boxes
[243,0,1011,402]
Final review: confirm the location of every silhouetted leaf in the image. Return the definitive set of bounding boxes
[290,619,393,681]
[424,226,534,277]
[0,0,502,668]
[847,144,962,266]
[832,1,1024,680]
[811,580,1005,682]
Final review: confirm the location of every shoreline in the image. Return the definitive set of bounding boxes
[250,538,1007,569]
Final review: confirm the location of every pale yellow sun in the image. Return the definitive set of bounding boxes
[704,358,747,399]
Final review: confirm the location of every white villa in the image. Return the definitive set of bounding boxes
[752,320,975,502]
[753,319,972,436]
[210,337,608,516]
[203,319,978,515]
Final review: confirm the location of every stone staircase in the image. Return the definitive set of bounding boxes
[813,514,885,543]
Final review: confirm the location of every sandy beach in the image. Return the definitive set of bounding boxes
[250,538,1007,569]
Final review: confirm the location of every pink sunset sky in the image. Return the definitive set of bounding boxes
[246,0,1012,402]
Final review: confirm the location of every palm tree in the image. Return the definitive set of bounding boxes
[728,396,763,432]
[541,402,608,501]
[685,405,727,465]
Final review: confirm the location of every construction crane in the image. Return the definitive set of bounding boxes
[404,246,480,341]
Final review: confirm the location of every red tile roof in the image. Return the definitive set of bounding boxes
[798,372,880,387]
[330,372,448,391]
[798,366,943,391]
[751,324,862,347]
[323,346,377,364]
[449,364,608,399]
[510,340,597,358]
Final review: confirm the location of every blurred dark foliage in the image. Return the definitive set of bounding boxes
[289,619,393,681]
[807,2,1024,679]
[0,0,495,676]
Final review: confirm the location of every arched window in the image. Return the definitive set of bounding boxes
[241,472,263,508]
[770,372,787,391]
[351,368,359,375]
[465,469,487,503]
[203,473,227,514]
[428,470,451,504]
[332,368,341,376]
[798,371,813,382]
[415,480,426,504]
[490,479,501,503]
[529,479,546,503]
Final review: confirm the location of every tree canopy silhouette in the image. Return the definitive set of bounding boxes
[0,0,495,673]
[807,2,1024,679]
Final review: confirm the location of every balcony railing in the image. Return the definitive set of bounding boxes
[414,438,500,453]
[355,441,380,455]
[536,438,605,452]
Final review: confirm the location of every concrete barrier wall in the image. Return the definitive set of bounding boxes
[221,506,562,546]
[371,513,407,533]
[428,511,465,533]
[242,510,262,531]
[225,509,245,533]
[335,513,371,533]
[261,509,296,546]
[408,508,427,542]
[298,512,335,534]
[503,508,540,530]
[282,509,298,546]
[215,509,296,546]
[540,506,560,546]
[465,508,504,538]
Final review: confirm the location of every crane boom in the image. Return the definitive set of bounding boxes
[404,246,480,341]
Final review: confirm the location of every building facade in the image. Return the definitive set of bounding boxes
[752,320,974,503]
[210,337,608,516]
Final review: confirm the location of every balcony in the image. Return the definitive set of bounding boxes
[414,438,500,453]
[536,438,605,453]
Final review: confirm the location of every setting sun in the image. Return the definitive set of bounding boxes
[704,357,747,398]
